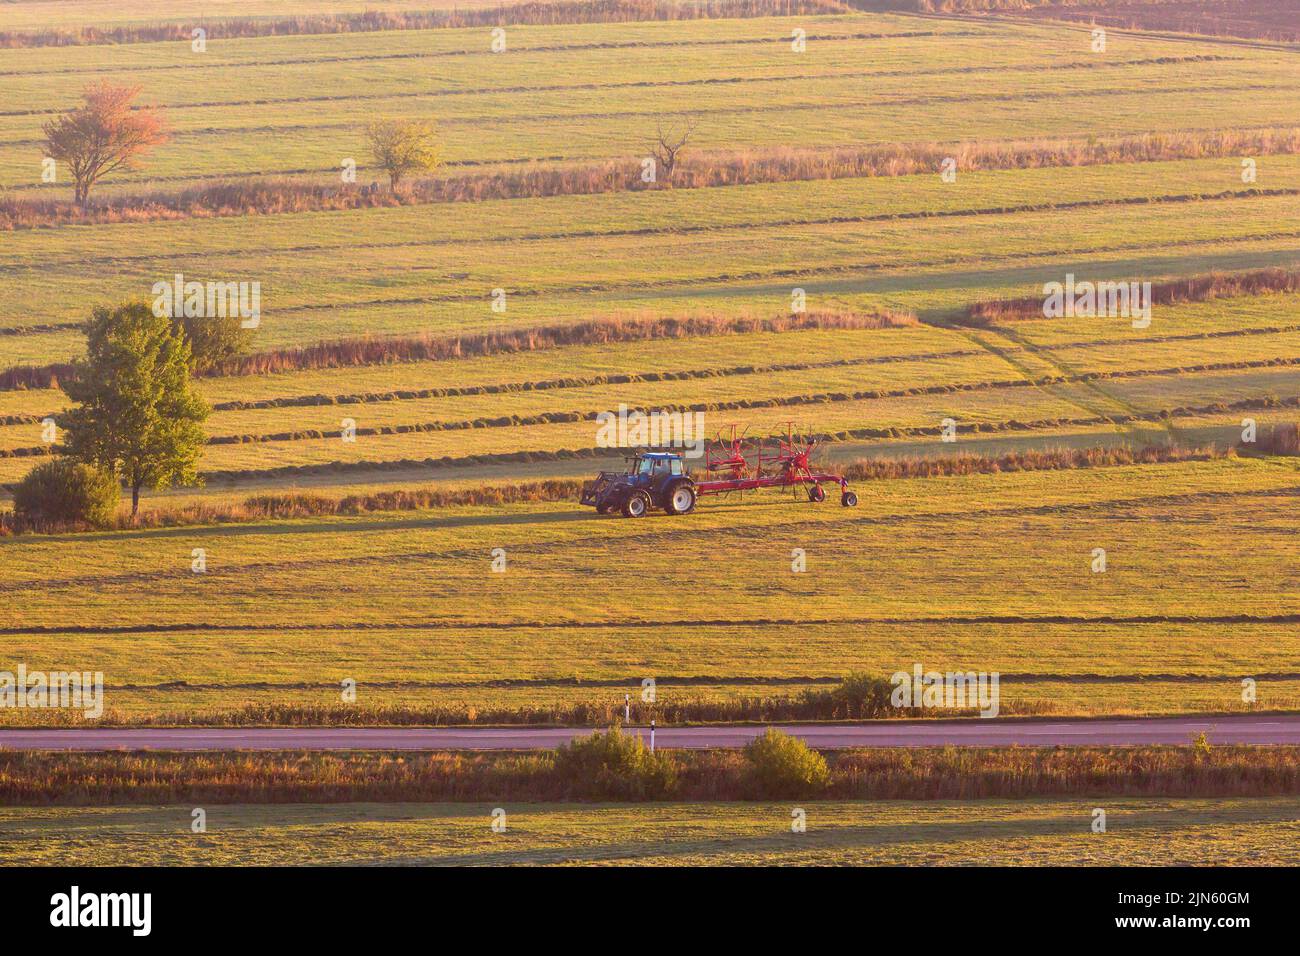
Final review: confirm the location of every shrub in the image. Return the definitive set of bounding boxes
[552,726,677,799]
[830,673,896,718]
[12,458,119,528]
[742,729,830,798]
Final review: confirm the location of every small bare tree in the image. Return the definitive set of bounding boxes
[365,118,442,190]
[649,115,697,185]
[42,82,169,208]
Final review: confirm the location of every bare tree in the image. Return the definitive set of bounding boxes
[43,82,169,208]
[648,115,697,185]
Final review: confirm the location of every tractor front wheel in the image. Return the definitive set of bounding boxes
[808,484,826,503]
[622,490,651,518]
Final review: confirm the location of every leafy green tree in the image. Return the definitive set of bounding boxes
[175,312,252,373]
[365,118,441,189]
[61,302,209,517]
[829,672,895,718]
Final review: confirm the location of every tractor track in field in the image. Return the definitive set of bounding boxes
[0,54,1237,119]
[951,325,1144,444]
[6,354,1298,458]
[0,30,982,79]
[993,323,1184,444]
[3,81,1289,150]
[3,613,1299,637]
[6,186,1294,287]
[956,325,1156,447]
[5,483,1298,597]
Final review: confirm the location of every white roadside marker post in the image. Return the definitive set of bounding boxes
[650,720,656,753]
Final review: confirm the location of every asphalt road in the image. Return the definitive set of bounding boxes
[0,715,1296,751]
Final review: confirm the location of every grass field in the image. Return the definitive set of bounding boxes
[1,0,1297,875]
[2,798,1296,865]
[1,4,1297,732]
[3,456,1298,720]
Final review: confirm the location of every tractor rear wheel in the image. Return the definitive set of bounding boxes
[664,482,696,515]
[622,490,651,518]
[841,490,858,507]
[808,484,826,503]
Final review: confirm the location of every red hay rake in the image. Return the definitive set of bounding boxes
[696,422,857,506]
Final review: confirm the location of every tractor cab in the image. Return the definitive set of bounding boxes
[630,451,685,480]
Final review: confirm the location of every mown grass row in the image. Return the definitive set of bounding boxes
[7,310,1298,427]
[7,352,1291,458]
[191,354,1300,445]
[1,743,1294,804]
[181,394,1299,483]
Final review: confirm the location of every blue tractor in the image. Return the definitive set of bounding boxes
[580,451,698,518]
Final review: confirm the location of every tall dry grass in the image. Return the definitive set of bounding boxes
[839,443,1226,480]
[1251,422,1300,457]
[0,0,848,48]
[965,267,1300,325]
[5,127,1295,230]
[0,310,910,391]
[213,310,913,377]
[0,745,1293,804]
